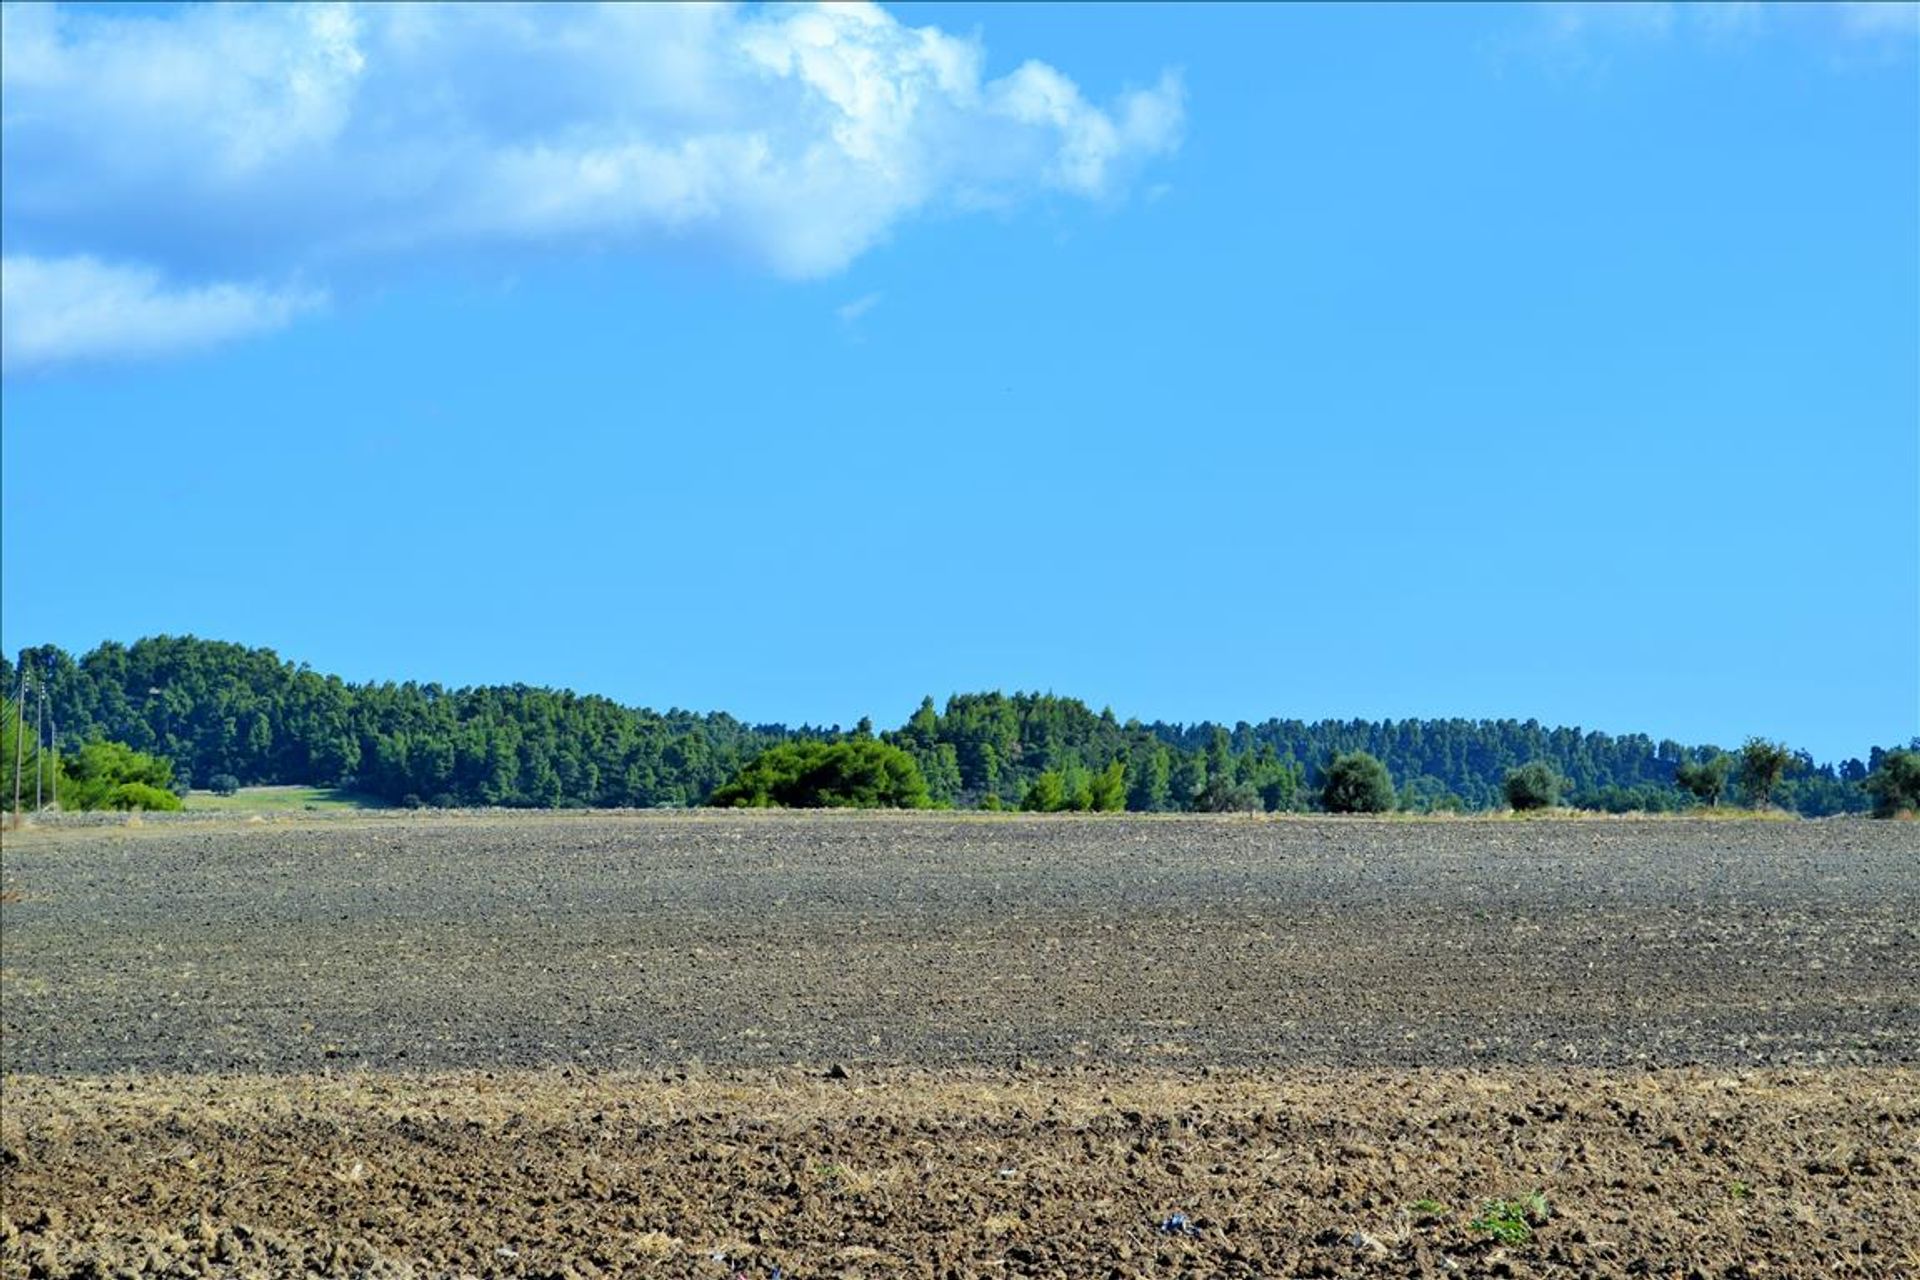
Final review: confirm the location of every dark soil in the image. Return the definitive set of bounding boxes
[2,813,1915,1277]
[2,813,1914,1074]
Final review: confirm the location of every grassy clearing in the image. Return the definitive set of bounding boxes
[180,785,387,813]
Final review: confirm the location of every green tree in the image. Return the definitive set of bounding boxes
[1127,745,1172,812]
[1674,753,1730,807]
[1502,760,1562,811]
[209,773,241,796]
[1,695,55,812]
[916,742,963,806]
[1321,751,1395,814]
[1863,749,1920,818]
[1060,762,1095,811]
[1021,769,1068,812]
[1736,737,1793,808]
[1194,775,1261,812]
[57,740,179,811]
[709,740,931,809]
[1087,759,1127,812]
[1247,744,1302,812]
[1170,751,1207,811]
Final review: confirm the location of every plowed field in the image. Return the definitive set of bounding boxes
[2,813,1915,1278]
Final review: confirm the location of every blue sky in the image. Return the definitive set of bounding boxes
[2,1,1915,763]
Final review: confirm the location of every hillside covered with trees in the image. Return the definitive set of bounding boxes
[2,637,1904,815]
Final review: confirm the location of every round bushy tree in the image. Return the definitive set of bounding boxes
[1736,737,1793,808]
[1864,749,1920,818]
[1502,760,1562,811]
[709,740,932,809]
[209,773,241,796]
[1673,753,1730,807]
[104,782,182,811]
[1321,751,1395,814]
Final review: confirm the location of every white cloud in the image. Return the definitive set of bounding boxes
[0,255,323,373]
[1836,1,1920,38]
[836,291,883,323]
[1506,0,1918,68]
[1539,2,1677,44]
[0,2,1184,369]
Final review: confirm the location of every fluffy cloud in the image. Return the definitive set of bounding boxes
[0,255,323,373]
[0,2,1183,371]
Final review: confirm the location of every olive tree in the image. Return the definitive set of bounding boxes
[1673,753,1730,807]
[1864,749,1920,818]
[1736,737,1793,809]
[1321,751,1395,813]
[1502,760,1562,811]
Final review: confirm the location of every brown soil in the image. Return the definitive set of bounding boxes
[4,1067,1915,1279]
[2,813,1915,1277]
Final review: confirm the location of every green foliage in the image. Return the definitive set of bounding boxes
[708,740,931,809]
[1864,749,1920,818]
[1088,759,1128,812]
[1194,774,1261,812]
[1021,760,1127,813]
[57,739,179,811]
[103,782,182,812]
[209,773,241,796]
[0,639,1888,817]
[0,696,56,812]
[1674,753,1730,807]
[1020,769,1068,812]
[1247,744,1304,812]
[1127,745,1172,812]
[1502,760,1563,811]
[1471,1192,1549,1246]
[1321,751,1395,813]
[1737,737,1794,808]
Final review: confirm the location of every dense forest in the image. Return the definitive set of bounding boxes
[1,637,1903,815]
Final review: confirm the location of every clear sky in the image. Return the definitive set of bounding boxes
[3,2,1915,764]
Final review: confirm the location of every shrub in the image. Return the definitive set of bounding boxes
[1864,749,1920,818]
[710,740,932,809]
[55,740,177,811]
[1502,760,1562,811]
[104,782,182,812]
[1194,775,1261,812]
[1321,751,1395,813]
[209,773,241,797]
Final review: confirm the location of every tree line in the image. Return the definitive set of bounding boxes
[2,636,1910,815]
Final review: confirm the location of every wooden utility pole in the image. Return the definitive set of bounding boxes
[34,663,45,812]
[11,659,26,829]
[48,658,58,812]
